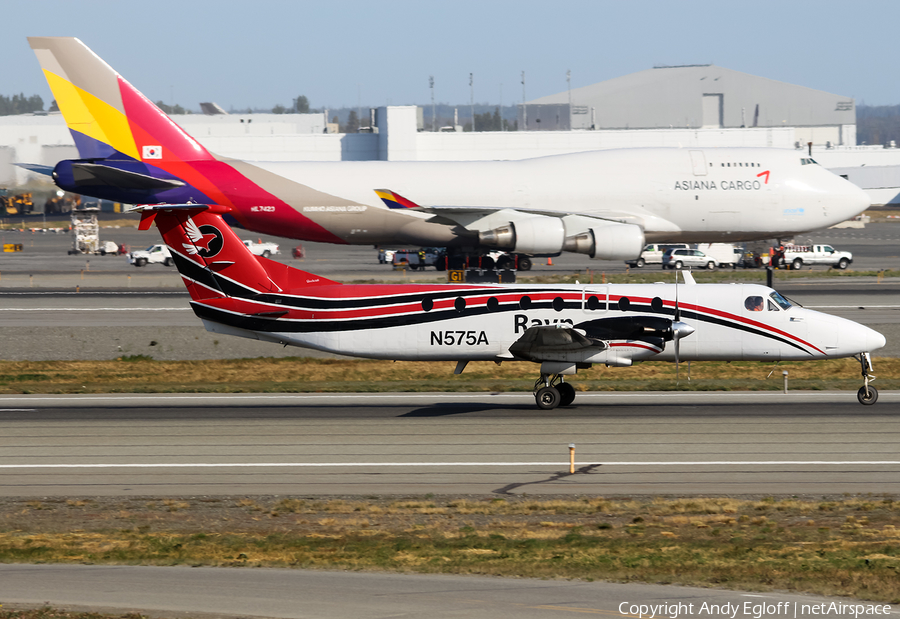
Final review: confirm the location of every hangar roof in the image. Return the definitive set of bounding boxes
[528,64,854,129]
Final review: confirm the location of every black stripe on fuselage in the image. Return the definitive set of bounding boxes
[248,287,560,310]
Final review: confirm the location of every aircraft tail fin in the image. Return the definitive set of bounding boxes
[28,37,215,164]
[135,204,338,302]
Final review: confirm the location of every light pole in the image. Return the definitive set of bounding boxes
[521,71,526,131]
[429,76,435,132]
[469,73,475,132]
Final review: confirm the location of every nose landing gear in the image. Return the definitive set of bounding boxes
[533,374,576,409]
[855,352,878,405]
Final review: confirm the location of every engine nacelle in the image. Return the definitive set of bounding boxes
[478,216,566,256]
[562,220,645,260]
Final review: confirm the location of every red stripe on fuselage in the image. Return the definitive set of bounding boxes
[609,341,663,353]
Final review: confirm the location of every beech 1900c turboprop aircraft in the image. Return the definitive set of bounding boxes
[136,203,885,408]
[25,37,871,265]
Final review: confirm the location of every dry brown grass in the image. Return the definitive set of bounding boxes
[1,357,897,394]
[0,495,897,602]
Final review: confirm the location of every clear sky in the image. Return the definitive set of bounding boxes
[3,0,898,112]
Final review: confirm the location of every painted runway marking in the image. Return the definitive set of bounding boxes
[0,460,898,469]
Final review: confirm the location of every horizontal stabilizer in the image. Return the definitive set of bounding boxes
[14,163,54,176]
[70,163,186,190]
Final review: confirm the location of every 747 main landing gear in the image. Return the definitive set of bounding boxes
[856,352,878,405]
[534,374,576,409]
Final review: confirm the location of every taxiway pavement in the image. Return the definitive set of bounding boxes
[2,564,894,619]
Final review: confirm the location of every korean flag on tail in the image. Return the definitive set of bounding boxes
[142,145,163,159]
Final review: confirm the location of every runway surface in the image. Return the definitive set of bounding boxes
[2,564,894,619]
[0,392,897,497]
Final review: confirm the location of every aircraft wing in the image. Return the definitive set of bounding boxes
[508,315,683,364]
[374,189,667,229]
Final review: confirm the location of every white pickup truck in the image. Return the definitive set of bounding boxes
[243,239,280,257]
[784,244,853,270]
[128,244,173,267]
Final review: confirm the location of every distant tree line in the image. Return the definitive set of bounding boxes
[155,101,188,115]
[856,105,900,146]
[7,90,888,142]
[272,95,311,115]
[0,93,44,115]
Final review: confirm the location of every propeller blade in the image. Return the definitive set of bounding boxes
[674,270,680,322]
[675,336,680,381]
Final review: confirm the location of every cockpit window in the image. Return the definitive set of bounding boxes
[745,296,764,311]
[767,299,780,311]
[769,291,792,310]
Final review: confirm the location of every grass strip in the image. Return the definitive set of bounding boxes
[0,496,897,602]
[0,610,146,619]
[0,357,897,395]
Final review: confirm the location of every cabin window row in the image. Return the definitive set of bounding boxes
[421,295,667,313]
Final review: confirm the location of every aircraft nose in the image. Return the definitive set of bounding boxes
[851,184,871,214]
[822,169,871,222]
[866,328,887,353]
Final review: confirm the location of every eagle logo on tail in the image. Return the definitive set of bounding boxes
[182,218,224,258]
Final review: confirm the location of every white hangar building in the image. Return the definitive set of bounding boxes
[521,64,857,147]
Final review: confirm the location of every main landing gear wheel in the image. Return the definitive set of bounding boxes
[535,386,561,410]
[556,382,576,406]
[533,374,576,409]
[857,386,878,405]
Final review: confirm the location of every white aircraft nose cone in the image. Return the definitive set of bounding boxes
[852,186,871,214]
[867,328,887,352]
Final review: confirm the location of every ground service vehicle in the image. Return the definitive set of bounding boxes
[784,244,853,270]
[662,248,718,270]
[128,244,173,267]
[132,202,886,408]
[626,244,690,268]
[0,191,34,216]
[696,243,741,269]
[242,239,280,257]
[391,248,447,270]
